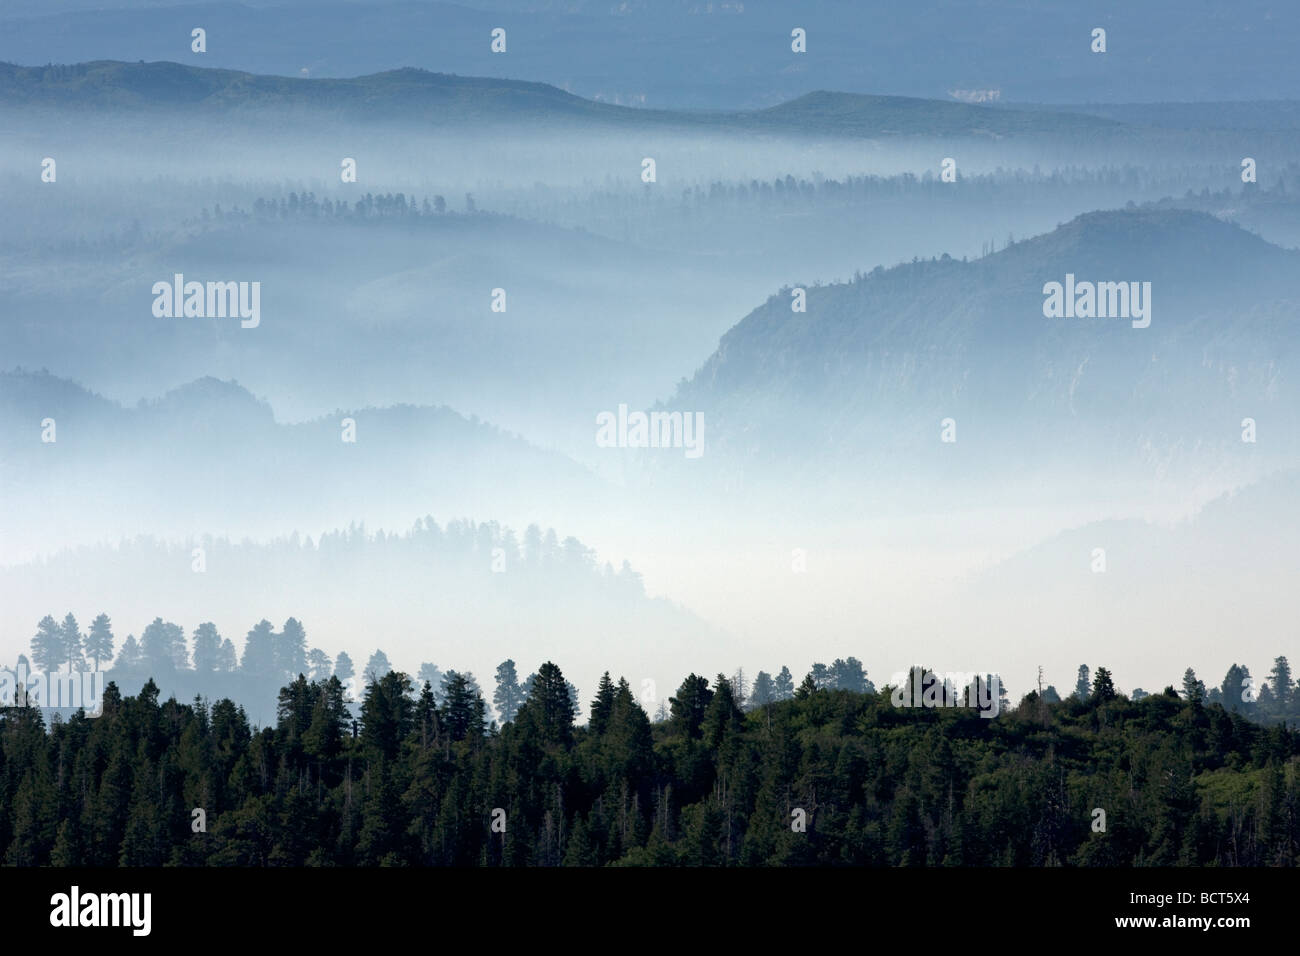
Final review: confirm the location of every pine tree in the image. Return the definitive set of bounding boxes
[830,657,868,692]
[307,648,332,681]
[411,680,439,747]
[60,613,84,672]
[730,667,748,708]
[240,619,276,674]
[1090,667,1116,702]
[276,673,314,745]
[992,674,1010,714]
[215,639,238,673]
[1182,667,1206,704]
[589,671,616,735]
[751,671,775,708]
[191,622,222,673]
[167,621,187,670]
[30,615,63,672]
[335,651,355,683]
[1220,664,1256,715]
[795,674,817,699]
[140,617,186,673]
[669,674,713,738]
[440,669,483,702]
[115,634,143,672]
[608,677,654,779]
[360,670,414,759]
[440,671,486,742]
[84,613,114,670]
[701,674,744,749]
[493,659,525,725]
[417,663,443,700]
[365,649,392,683]
[1268,656,1292,714]
[517,661,573,747]
[1074,665,1091,700]
[563,815,599,866]
[276,617,308,679]
[303,676,348,765]
[772,666,795,701]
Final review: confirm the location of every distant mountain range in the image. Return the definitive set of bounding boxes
[0,0,1295,107]
[0,60,1120,137]
[0,370,608,556]
[7,206,1298,534]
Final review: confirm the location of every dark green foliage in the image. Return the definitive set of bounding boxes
[1183,668,1206,704]
[517,662,573,748]
[361,671,415,759]
[1091,667,1117,703]
[439,672,486,743]
[669,674,713,739]
[589,672,615,736]
[4,662,1300,867]
[1268,657,1293,715]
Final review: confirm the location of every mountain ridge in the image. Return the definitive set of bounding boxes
[0,60,1122,136]
[654,207,1300,489]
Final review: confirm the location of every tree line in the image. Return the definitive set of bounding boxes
[2,659,1298,866]
[197,191,483,225]
[16,609,1300,728]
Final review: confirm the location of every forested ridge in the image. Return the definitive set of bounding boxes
[2,662,1298,867]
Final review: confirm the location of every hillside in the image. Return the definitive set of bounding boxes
[0,60,624,121]
[0,369,610,558]
[2,671,1294,866]
[662,208,1300,486]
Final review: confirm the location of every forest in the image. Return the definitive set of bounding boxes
[1,651,1298,867]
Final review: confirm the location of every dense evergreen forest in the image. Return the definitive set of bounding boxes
[2,658,1298,867]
